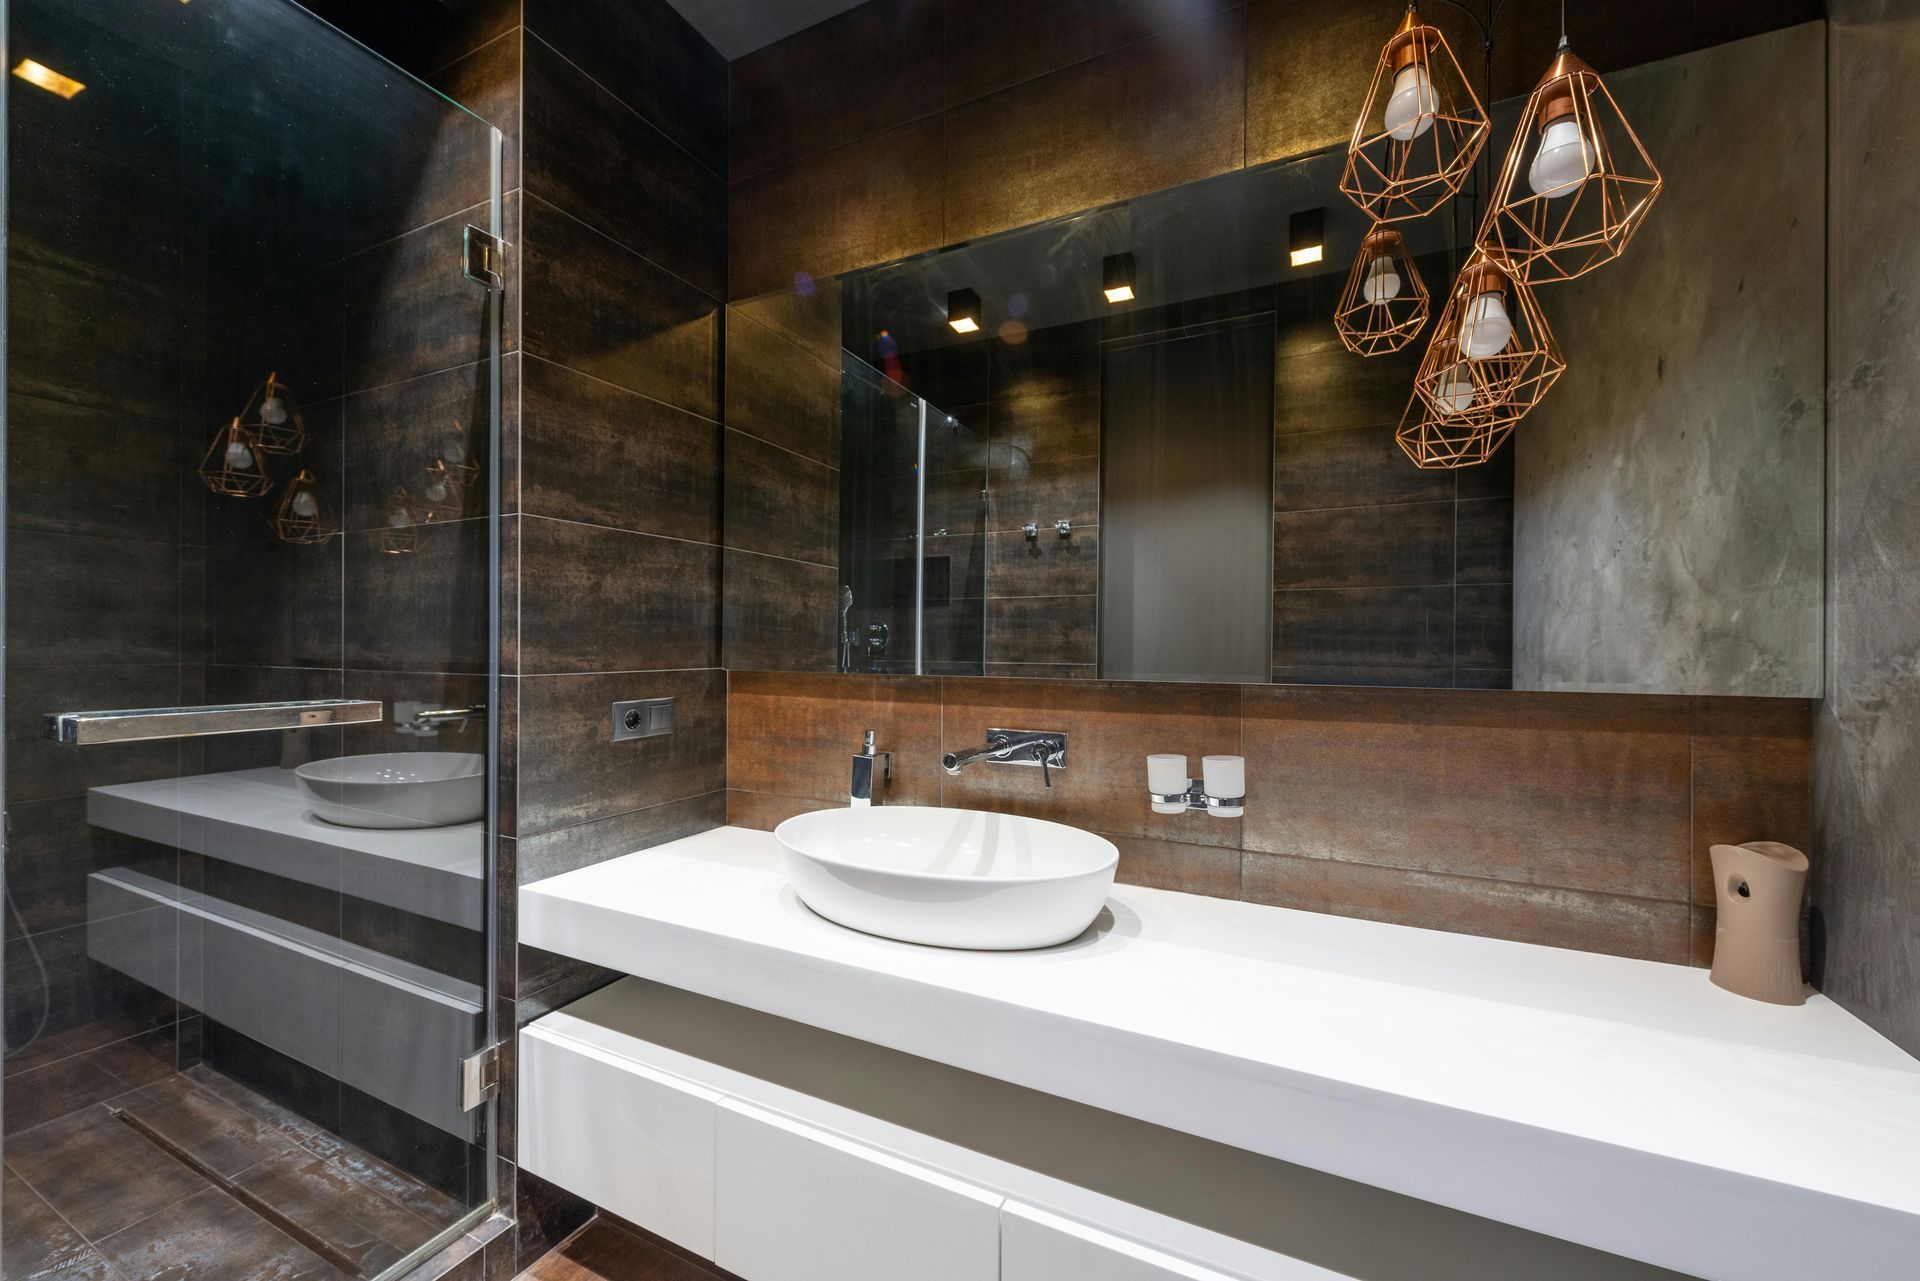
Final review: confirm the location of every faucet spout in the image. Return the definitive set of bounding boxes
[941,730,1067,781]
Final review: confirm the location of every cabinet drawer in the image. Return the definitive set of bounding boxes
[518,1024,721,1257]
[715,1100,1002,1281]
[1003,1201,1339,1281]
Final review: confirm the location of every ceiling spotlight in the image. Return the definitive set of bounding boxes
[1102,252,1137,304]
[947,287,981,335]
[12,58,85,99]
[1288,208,1325,268]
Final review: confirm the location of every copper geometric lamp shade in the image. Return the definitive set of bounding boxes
[238,370,308,455]
[272,468,336,545]
[1339,3,1490,224]
[1400,253,1564,467]
[1335,225,1429,356]
[198,418,274,497]
[1396,393,1519,470]
[379,487,421,556]
[1476,38,1662,284]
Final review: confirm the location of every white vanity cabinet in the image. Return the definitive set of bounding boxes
[517,1021,722,1257]
[518,981,1355,1281]
[1000,1202,1341,1281]
[715,1101,1002,1281]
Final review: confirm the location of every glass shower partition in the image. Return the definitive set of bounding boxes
[3,0,502,1276]
[838,353,986,676]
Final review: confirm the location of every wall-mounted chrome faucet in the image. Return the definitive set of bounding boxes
[851,729,891,807]
[396,702,486,736]
[942,729,1068,786]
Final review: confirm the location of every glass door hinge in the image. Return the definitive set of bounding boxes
[461,1044,501,1110]
[462,226,507,292]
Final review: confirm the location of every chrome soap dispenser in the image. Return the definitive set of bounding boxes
[850,729,891,807]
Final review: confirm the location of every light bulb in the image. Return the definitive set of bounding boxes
[1529,116,1593,197]
[1458,291,1512,359]
[1435,363,1476,415]
[291,490,318,518]
[1383,63,1437,141]
[225,438,255,470]
[1360,255,1402,305]
[260,395,289,426]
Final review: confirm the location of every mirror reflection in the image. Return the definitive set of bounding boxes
[722,28,1823,697]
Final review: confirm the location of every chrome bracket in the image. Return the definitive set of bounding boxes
[462,225,507,292]
[461,1044,501,1111]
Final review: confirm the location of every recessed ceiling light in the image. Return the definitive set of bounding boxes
[947,288,982,335]
[1288,207,1326,269]
[1102,252,1137,304]
[13,58,85,99]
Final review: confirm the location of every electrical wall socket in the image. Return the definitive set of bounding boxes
[611,697,674,742]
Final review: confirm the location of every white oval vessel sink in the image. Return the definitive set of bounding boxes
[295,752,484,829]
[775,806,1118,950]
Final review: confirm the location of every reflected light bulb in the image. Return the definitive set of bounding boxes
[1435,363,1476,415]
[1529,115,1593,197]
[1458,290,1512,359]
[1383,63,1437,141]
[1360,256,1402,305]
[225,438,255,470]
[291,489,318,518]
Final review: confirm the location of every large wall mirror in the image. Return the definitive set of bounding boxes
[721,24,1824,697]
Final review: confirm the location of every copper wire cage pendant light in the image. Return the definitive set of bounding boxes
[1335,224,1430,356]
[1476,33,1663,283]
[198,417,274,497]
[1399,252,1564,468]
[272,468,336,545]
[1339,2,1490,224]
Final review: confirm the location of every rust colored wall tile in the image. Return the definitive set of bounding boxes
[1690,697,1814,906]
[727,790,832,832]
[938,678,1242,847]
[1241,687,1693,902]
[725,673,1809,962]
[728,671,944,806]
[729,118,946,300]
[1111,834,1242,900]
[940,10,1248,246]
[1691,904,1717,969]
[1243,850,1693,964]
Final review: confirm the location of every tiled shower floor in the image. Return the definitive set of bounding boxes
[3,1064,463,1280]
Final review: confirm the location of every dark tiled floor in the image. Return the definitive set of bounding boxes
[4,1065,465,1280]
[515,1218,734,1281]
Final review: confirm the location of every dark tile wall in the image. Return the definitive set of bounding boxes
[729,671,1812,967]
[722,288,844,673]
[5,0,203,1110]
[6,0,511,1265]
[726,0,1824,298]
[416,0,736,1272]
[1813,0,1920,1058]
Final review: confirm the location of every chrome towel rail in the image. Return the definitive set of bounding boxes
[45,700,384,745]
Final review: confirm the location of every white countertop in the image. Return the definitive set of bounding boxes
[90,768,483,928]
[519,825,1920,1281]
